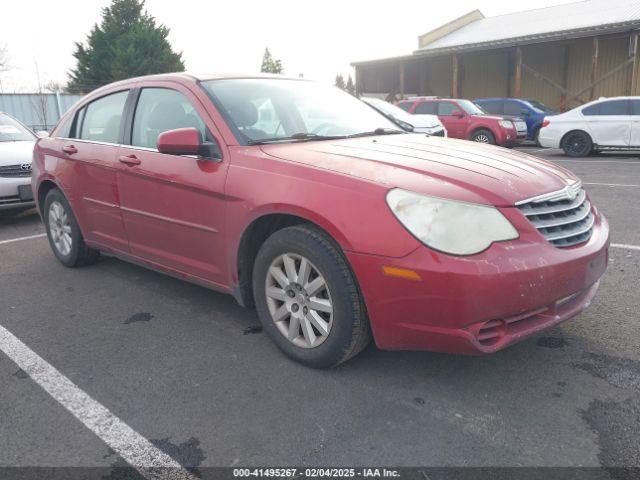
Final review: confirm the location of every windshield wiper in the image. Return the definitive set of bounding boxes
[247,132,347,145]
[347,127,406,138]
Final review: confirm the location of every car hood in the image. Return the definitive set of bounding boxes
[260,134,578,207]
[406,114,442,128]
[0,140,35,167]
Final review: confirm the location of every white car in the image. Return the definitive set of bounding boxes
[361,97,447,137]
[0,112,37,214]
[538,96,640,157]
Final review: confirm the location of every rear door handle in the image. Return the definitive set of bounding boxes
[62,144,78,154]
[119,154,141,166]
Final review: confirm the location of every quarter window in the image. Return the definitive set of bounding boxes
[132,88,207,149]
[78,91,129,143]
[414,102,437,115]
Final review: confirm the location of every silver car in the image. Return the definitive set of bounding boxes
[361,97,447,137]
[0,112,36,214]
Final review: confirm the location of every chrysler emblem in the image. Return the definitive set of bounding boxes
[565,186,577,201]
[20,163,32,171]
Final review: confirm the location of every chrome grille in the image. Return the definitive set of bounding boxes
[516,182,594,248]
[0,164,31,177]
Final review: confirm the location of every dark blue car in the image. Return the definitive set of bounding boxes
[474,98,557,143]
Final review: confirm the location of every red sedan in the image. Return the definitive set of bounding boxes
[33,74,609,368]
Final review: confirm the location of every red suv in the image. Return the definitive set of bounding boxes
[398,97,527,146]
[33,74,609,368]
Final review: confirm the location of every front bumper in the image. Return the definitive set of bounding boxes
[0,176,35,210]
[346,213,609,354]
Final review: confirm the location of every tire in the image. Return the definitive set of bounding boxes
[561,131,592,157]
[44,188,99,267]
[470,129,496,145]
[252,225,371,368]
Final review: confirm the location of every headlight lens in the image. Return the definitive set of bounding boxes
[499,120,514,129]
[386,189,519,255]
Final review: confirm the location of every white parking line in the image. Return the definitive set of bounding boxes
[584,182,640,187]
[553,159,640,164]
[0,324,197,480]
[611,243,640,251]
[0,233,46,245]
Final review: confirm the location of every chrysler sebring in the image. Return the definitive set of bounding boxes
[32,74,609,367]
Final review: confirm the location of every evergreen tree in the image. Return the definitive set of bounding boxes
[67,0,184,92]
[346,75,356,96]
[260,48,283,74]
[335,74,345,90]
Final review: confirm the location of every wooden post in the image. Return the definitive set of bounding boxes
[399,62,405,98]
[631,32,639,95]
[514,46,523,98]
[560,44,570,111]
[354,66,362,97]
[452,55,459,97]
[590,37,599,100]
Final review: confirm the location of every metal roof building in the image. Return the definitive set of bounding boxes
[352,0,640,110]
[0,93,82,131]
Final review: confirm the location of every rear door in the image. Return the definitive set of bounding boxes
[629,99,640,146]
[59,90,131,252]
[479,101,504,115]
[582,99,631,147]
[116,82,229,285]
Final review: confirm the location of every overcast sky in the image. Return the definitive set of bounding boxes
[0,0,575,92]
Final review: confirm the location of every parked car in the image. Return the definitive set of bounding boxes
[0,112,37,214]
[538,96,640,157]
[361,97,447,137]
[397,97,528,146]
[33,74,609,368]
[474,97,558,142]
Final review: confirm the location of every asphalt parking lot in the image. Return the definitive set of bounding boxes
[1,146,639,477]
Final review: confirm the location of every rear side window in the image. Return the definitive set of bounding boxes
[397,101,414,112]
[414,102,437,114]
[504,102,524,116]
[78,91,129,143]
[131,88,207,149]
[599,100,629,115]
[437,102,458,115]
[481,101,503,115]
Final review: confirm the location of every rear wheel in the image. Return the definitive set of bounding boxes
[44,188,99,267]
[252,225,371,368]
[562,131,592,157]
[471,129,496,145]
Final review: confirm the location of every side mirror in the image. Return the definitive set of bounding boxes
[36,130,49,138]
[451,110,465,118]
[157,127,221,160]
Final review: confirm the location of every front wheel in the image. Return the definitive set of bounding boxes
[252,225,371,368]
[562,131,592,157]
[470,129,496,145]
[44,188,99,267]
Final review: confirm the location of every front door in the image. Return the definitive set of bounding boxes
[116,84,229,285]
[437,101,468,139]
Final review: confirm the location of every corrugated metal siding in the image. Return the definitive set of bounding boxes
[420,56,452,96]
[460,51,509,99]
[594,35,632,98]
[520,43,567,108]
[0,93,82,131]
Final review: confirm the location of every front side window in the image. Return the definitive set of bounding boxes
[631,100,640,115]
[79,90,129,143]
[0,113,36,142]
[438,102,459,116]
[132,88,207,149]
[201,79,399,144]
[414,102,437,115]
[457,99,485,115]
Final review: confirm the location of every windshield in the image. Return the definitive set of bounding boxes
[0,113,36,142]
[201,79,400,144]
[457,100,486,115]
[525,100,554,113]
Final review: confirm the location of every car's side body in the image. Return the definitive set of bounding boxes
[474,97,557,140]
[538,97,640,154]
[397,97,527,146]
[0,112,37,212]
[33,74,609,358]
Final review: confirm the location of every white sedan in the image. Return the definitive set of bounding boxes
[538,96,640,156]
[361,97,447,137]
[0,112,37,214]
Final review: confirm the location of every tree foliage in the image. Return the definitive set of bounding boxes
[260,48,283,74]
[67,0,184,93]
[335,74,345,90]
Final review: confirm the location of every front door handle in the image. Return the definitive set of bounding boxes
[119,154,141,166]
[62,144,78,154]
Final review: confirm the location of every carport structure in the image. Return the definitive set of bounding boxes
[352,0,640,110]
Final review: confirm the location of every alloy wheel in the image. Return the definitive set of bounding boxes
[566,133,587,155]
[474,134,490,143]
[48,200,72,256]
[265,253,333,348]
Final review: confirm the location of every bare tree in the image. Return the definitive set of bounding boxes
[0,44,8,72]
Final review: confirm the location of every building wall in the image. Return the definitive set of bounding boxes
[0,93,83,131]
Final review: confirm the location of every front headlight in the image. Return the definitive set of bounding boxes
[498,120,514,129]
[386,189,519,255]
